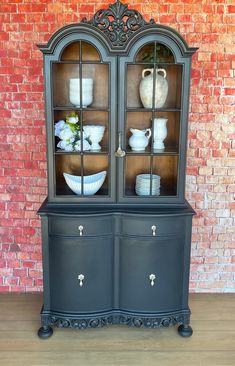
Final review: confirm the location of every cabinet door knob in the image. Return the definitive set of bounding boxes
[78,225,84,236]
[149,273,156,286]
[78,274,85,287]
[151,225,157,236]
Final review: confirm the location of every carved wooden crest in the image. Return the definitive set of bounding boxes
[82,0,155,47]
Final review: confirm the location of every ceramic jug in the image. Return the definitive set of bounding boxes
[129,128,151,151]
[139,68,168,108]
[153,118,168,150]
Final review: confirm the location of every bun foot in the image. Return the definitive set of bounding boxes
[38,325,53,339]
[178,324,193,337]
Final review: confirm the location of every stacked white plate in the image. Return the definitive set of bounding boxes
[135,174,161,196]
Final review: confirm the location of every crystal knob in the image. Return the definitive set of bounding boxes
[78,274,85,287]
[78,225,83,236]
[149,273,156,286]
[151,225,157,236]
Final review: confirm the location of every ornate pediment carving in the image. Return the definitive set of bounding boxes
[82,0,155,47]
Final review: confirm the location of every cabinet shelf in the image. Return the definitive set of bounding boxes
[55,149,109,155]
[126,107,181,112]
[126,147,179,156]
[56,184,109,197]
[125,187,177,197]
[53,106,110,112]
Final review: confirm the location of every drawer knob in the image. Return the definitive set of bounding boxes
[78,274,85,287]
[78,225,84,236]
[151,225,157,236]
[149,273,156,286]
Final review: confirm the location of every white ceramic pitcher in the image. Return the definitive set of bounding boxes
[129,128,151,151]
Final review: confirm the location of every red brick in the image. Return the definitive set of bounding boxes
[47,3,62,13]
[17,4,31,12]
[224,88,235,96]
[227,5,235,13]
[11,14,26,23]
[0,286,10,292]
[31,4,46,12]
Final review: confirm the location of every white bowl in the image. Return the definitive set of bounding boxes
[63,171,106,195]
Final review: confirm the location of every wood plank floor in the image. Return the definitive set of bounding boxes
[0,293,234,366]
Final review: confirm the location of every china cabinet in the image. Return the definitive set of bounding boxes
[37,1,197,339]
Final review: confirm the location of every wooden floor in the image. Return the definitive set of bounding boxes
[0,294,234,366]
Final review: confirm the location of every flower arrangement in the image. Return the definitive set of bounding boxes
[54,112,91,152]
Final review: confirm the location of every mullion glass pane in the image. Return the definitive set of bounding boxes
[83,111,109,153]
[135,43,174,63]
[53,64,80,107]
[82,41,100,61]
[153,156,178,196]
[153,111,180,153]
[83,155,109,196]
[55,154,81,196]
[125,156,151,196]
[61,42,80,61]
[82,64,109,109]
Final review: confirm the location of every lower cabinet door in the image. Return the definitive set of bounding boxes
[50,236,113,313]
[119,236,184,312]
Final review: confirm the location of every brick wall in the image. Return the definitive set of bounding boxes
[0,0,234,292]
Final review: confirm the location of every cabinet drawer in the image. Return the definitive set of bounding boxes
[49,215,113,236]
[121,215,185,237]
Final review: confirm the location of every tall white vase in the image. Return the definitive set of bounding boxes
[153,118,168,150]
[69,78,93,108]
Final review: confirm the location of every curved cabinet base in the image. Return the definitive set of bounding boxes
[39,308,192,337]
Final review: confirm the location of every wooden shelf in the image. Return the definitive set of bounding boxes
[53,106,110,112]
[126,107,182,112]
[56,184,109,197]
[124,186,177,197]
[125,146,179,156]
[55,147,109,155]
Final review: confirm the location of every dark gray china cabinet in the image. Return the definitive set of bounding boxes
[37,1,197,339]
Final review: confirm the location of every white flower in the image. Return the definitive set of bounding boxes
[74,140,91,151]
[54,120,65,137]
[67,116,79,124]
[74,141,81,151]
[59,126,75,141]
[68,136,75,143]
[57,140,74,151]
[57,140,69,150]
[64,143,74,152]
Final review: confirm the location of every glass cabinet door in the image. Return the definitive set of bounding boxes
[118,41,185,203]
[49,41,116,202]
